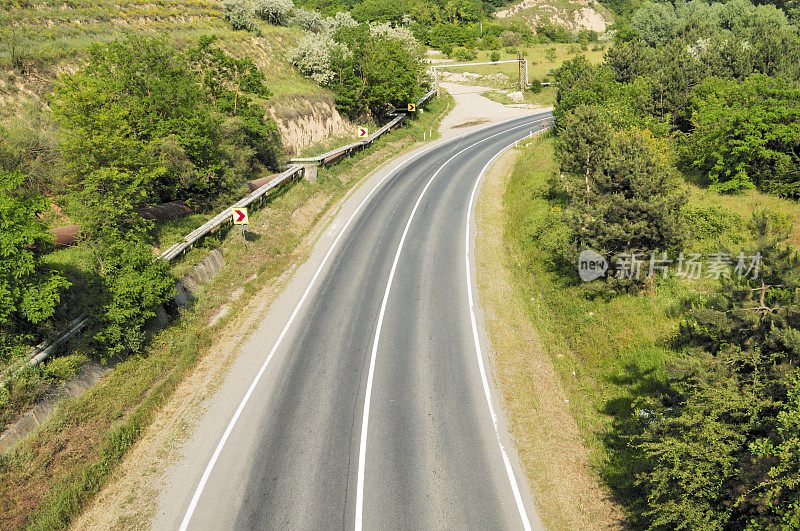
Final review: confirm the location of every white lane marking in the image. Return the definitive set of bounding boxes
[354,117,549,531]
[464,129,549,530]
[179,112,550,531]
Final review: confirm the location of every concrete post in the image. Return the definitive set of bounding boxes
[303,163,318,183]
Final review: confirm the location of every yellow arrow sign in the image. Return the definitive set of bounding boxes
[408,103,416,112]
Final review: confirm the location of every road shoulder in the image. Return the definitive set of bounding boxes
[473,141,624,529]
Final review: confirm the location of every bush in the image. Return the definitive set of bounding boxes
[682,74,800,196]
[289,34,342,85]
[92,237,174,358]
[452,46,477,61]
[0,170,70,363]
[254,0,293,25]
[324,11,357,34]
[499,30,521,47]
[489,50,500,62]
[290,8,325,32]
[223,0,261,34]
[53,36,280,206]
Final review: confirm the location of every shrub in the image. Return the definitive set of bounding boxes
[290,8,325,32]
[92,236,174,358]
[682,74,800,196]
[499,30,521,47]
[489,50,500,62]
[0,170,70,363]
[289,33,342,85]
[254,0,293,25]
[324,11,357,34]
[452,46,477,61]
[223,0,261,34]
[369,21,419,50]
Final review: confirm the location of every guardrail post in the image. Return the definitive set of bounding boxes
[303,163,318,183]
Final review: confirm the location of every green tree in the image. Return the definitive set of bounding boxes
[683,74,800,195]
[559,107,686,287]
[638,214,800,528]
[604,38,656,83]
[328,24,428,119]
[553,56,615,125]
[51,37,225,203]
[0,171,70,362]
[631,1,678,46]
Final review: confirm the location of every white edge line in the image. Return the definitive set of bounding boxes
[464,127,549,531]
[354,117,549,531]
[179,112,551,531]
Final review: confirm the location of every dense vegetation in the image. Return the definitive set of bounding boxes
[548,0,800,526]
[0,36,283,413]
[291,0,598,56]
[219,1,431,119]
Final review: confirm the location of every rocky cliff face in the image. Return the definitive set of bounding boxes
[268,95,351,156]
[495,0,613,33]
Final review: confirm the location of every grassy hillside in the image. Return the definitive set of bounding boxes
[496,134,800,525]
[0,1,323,113]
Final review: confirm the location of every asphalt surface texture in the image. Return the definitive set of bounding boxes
[161,112,552,531]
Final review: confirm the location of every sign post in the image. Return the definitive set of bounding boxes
[233,208,249,248]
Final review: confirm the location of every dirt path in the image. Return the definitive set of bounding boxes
[438,82,547,138]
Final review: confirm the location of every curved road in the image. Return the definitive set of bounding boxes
[160,111,552,530]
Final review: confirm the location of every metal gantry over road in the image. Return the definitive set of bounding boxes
[160,112,553,531]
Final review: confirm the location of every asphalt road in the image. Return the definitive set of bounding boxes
[164,112,552,530]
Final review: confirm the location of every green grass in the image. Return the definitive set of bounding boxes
[437,43,606,88]
[500,134,800,516]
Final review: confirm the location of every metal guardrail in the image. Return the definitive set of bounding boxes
[290,88,437,166]
[159,164,304,261]
[13,88,439,373]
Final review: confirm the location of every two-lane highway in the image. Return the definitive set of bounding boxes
[158,111,551,530]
